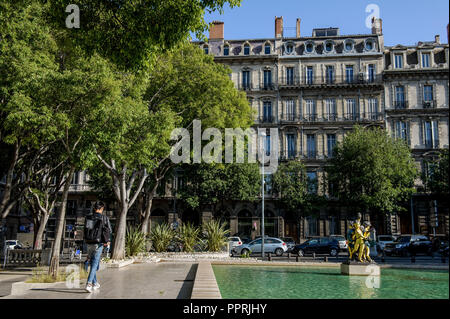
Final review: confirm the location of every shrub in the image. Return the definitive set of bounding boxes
[150,223,175,252]
[125,225,148,257]
[202,220,230,252]
[177,223,200,252]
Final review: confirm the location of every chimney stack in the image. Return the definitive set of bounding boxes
[371,17,382,35]
[296,18,301,38]
[435,34,440,44]
[209,21,224,40]
[275,16,283,38]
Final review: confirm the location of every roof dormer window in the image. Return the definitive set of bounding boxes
[324,40,334,53]
[223,44,230,56]
[244,43,250,55]
[264,42,271,54]
[344,39,355,53]
[365,39,376,52]
[305,41,315,54]
[284,42,295,55]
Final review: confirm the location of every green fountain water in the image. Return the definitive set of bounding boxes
[212,265,449,299]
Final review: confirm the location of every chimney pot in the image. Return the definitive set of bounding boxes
[296,18,301,38]
[275,16,283,38]
[435,35,440,44]
[371,18,382,35]
[209,21,224,40]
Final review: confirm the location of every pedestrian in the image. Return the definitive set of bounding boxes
[84,201,112,293]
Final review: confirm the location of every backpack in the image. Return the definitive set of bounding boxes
[84,213,105,244]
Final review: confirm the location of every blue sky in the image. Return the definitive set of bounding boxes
[198,0,449,46]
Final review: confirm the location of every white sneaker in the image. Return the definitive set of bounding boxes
[85,283,94,293]
[93,282,100,290]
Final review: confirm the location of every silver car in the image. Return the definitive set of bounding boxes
[377,235,395,252]
[228,237,243,251]
[232,237,288,257]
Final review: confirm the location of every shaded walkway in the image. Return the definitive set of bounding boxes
[2,262,197,299]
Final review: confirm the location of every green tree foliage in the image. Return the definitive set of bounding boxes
[325,126,418,214]
[138,42,254,233]
[0,0,62,219]
[423,149,449,195]
[272,161,311,213]
[44,0,243,70]
[179,163,260,215]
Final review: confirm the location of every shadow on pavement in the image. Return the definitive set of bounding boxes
[176,263,198,299]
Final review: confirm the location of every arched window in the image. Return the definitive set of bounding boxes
[264,43,271,54]
[223,44,230,56]
[244,44,250,55]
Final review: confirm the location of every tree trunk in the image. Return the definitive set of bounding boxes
[140,194,153,235]
[34,213,49,250]
[111,205,128,260]
[140,182,159,235]
[48,166,75,277]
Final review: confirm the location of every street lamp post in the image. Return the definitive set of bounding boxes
[260,131,266,260]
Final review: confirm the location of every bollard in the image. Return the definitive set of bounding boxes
[442,255,446,264]
[288,253,291,260]
[411,254,416,263]
[296,255,299,262]
[268,253,272,261]
[324,256,328,262]
[312,252,316,260]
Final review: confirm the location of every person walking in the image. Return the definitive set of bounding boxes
[84,201,112,293]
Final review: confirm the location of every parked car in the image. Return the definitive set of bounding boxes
[292,237,340,257]
[232,237,288,257]
[228,237,243,250]
[329,235,348,251]
[281,237,296,252]
[376,235,396,253]
[4,240,24,250]
[384,235,432,257]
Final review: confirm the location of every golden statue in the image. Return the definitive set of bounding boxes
[347,213,374,263]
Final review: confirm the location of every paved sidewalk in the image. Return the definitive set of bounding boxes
[2,262,197,299]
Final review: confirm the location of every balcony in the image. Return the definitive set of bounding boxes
[260,82,276,91]
[422,100,437,109]
[322,113,338,122]
[303,113,318,122]
[343,113,360,121]
[363,112,383,121]
[281,113,297,122]
[394,100,408,109]
[240,83,253,91]
[305,150,317,159]
[69,184,91,192]
[280,150,299,160]
[279,76,300,87]
[344,74,383,85]
[259,115,275,124]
